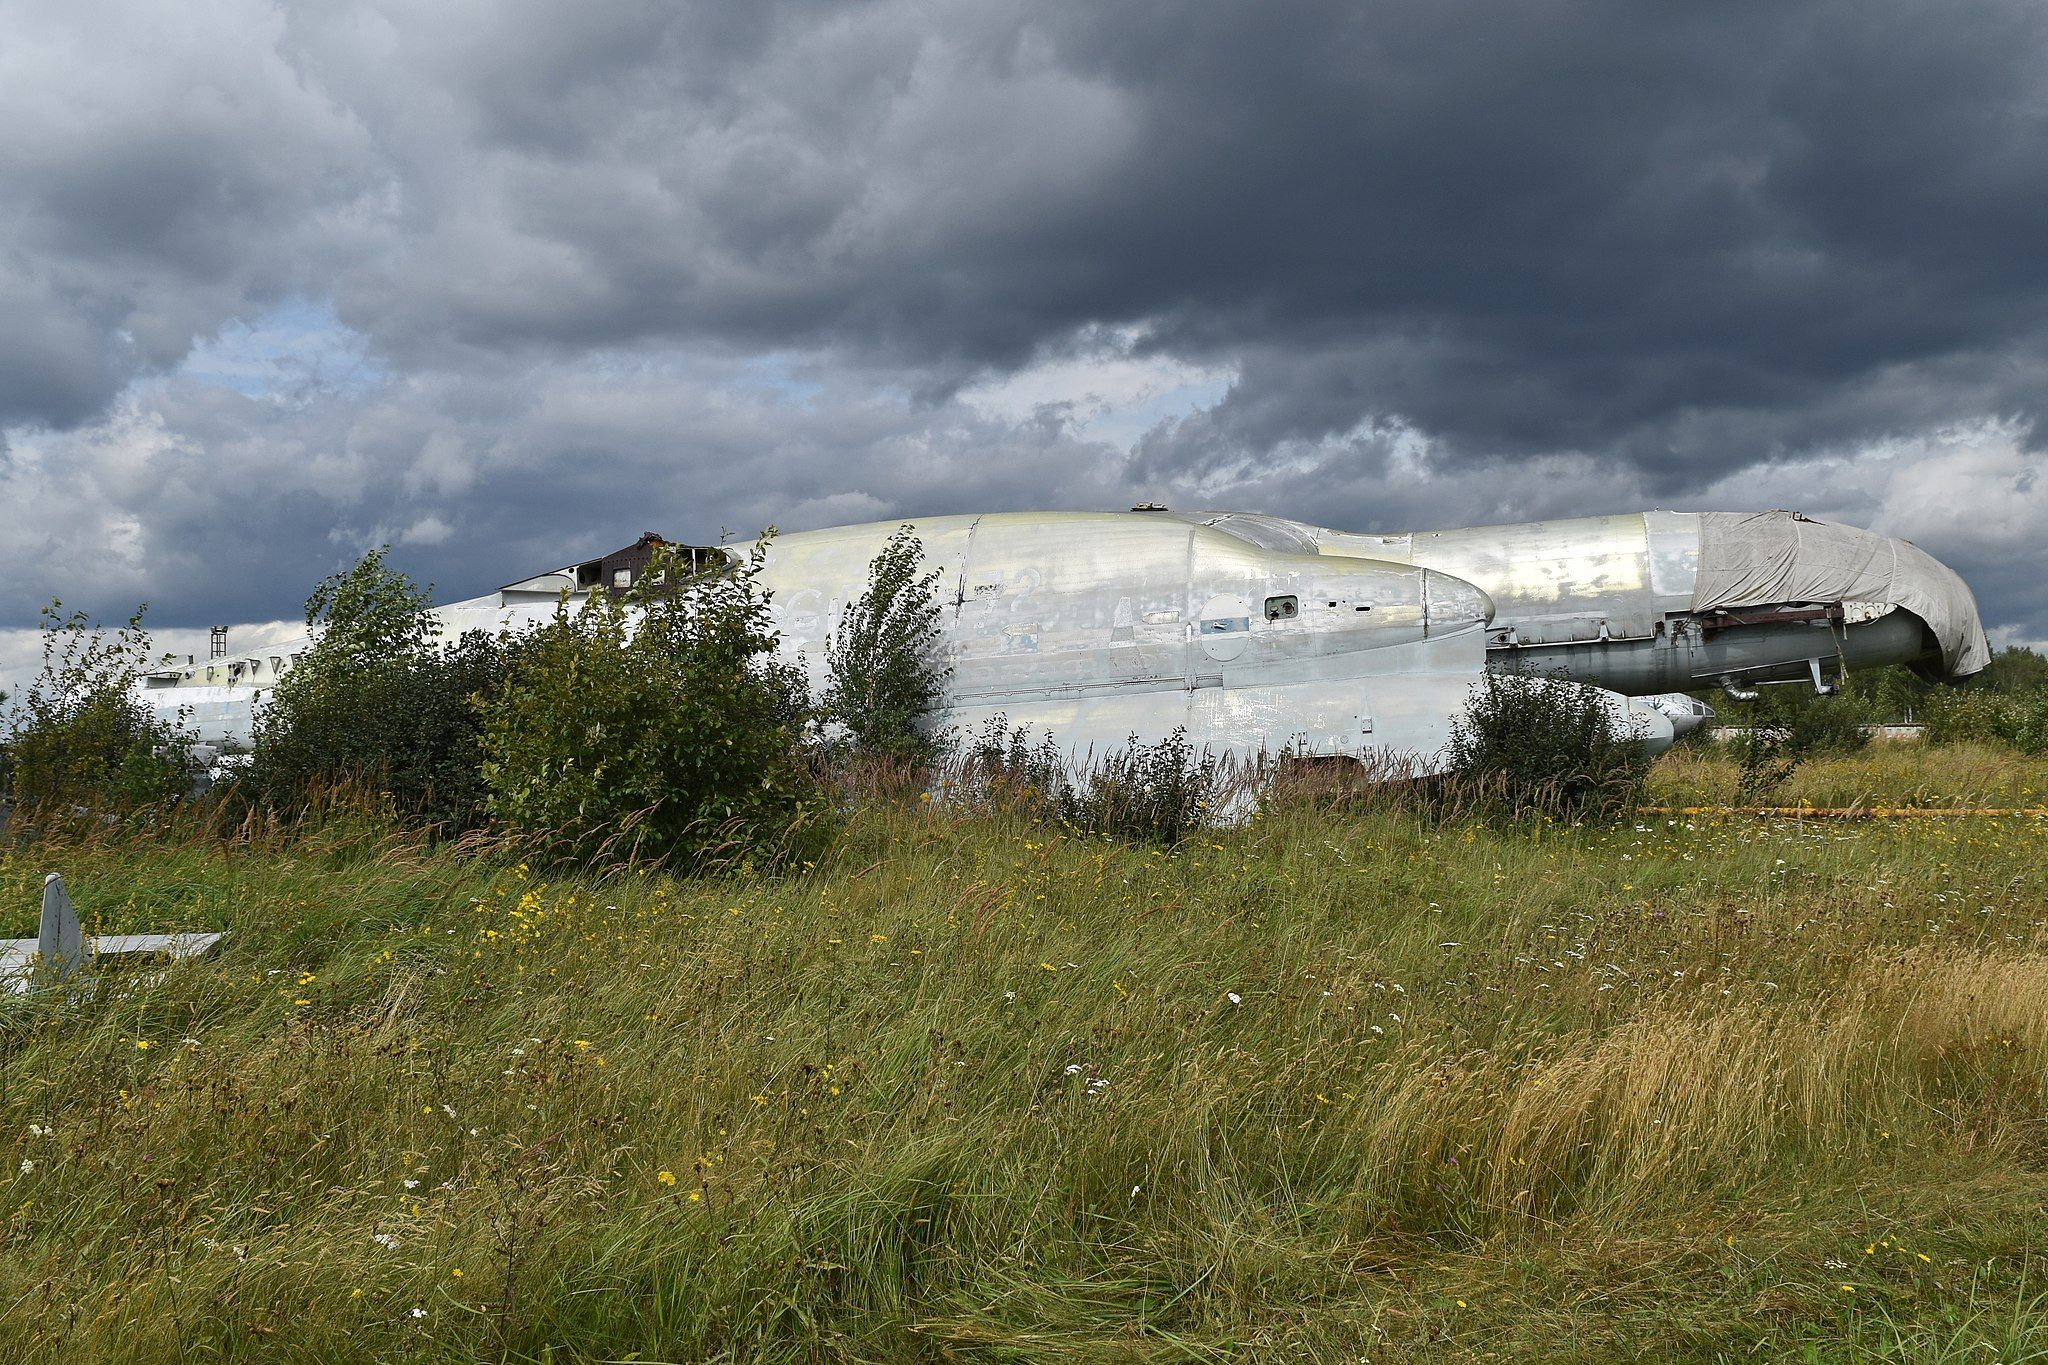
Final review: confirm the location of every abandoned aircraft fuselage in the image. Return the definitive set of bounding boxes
[138,506,1989,776]
[754,511,1510,767]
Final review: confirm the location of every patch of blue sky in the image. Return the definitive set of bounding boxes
[735,351,824,404]
[179,297,388,400]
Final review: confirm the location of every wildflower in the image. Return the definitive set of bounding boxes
[658,1170,678,1186]
[450,1268,463,1278]
[688,1190,703,1202]
[373,1233,399,1250]
[1226,992,1242,1006]
[134,1040,152,1051]
[573,1039,592,1050]
[403,1180,420,1190]
[411,1307,427,1319]
[17,1160,33,1176]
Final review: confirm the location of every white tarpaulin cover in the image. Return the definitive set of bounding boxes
[1694,511,1990,676]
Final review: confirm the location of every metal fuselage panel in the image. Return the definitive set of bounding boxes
[1282,510,1955,693]
[757,513,1493,765]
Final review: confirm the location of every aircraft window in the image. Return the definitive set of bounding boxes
[613,568,633,589]
[1264,595,1299,622]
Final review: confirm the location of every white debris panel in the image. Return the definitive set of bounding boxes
[1693,511,1990,676]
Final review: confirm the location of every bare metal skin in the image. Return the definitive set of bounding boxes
[138,507,1987,777]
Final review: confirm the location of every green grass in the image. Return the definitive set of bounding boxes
[1,749,2045,1361]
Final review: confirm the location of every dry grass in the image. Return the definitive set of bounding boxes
[0,753,2042,1361]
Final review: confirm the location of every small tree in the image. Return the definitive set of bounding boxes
[1443,671,1652,821]
[249,548,516,828]
[479,540,824,870]
[5,603,193,813]
[1718,680,1871,800]
[824,526,950,762]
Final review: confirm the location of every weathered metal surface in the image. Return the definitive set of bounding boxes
[38,874,85,984]
[755,512,1504,769]
[4,876,225,995]
[136,504,1987,761]
[1172,507,1989,695]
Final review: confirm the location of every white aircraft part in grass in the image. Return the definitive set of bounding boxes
[135,504,1987,774]
[1,874,225,994]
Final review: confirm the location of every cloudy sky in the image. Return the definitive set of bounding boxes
[4,0,2046,689]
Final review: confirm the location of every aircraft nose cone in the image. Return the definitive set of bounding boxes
[1423,570,1493,631]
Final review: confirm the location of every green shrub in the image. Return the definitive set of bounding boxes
[1922,686,2048,754]
[1444,671,1652,820]
[3,603,194,814]
[950,718,1233,843]
[823,525,950,763]
[479,540,825,871]
[247,549,517,829]
[1701,679,1871,800]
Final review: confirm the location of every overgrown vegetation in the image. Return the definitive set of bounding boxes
[1,747,2044,1361]
[1443,668,1654,820]
[479,541,825,871]
[1717,683,1872,799]
[822,525,949,763]
[1715,647,2048,758]
[951,717,1236,842]
[245,549,519,832]
[1,604,191,816]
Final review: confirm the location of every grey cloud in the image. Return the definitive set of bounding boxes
[3,0,2047,667]
[0,0,382,427]
[0,350,1131,636]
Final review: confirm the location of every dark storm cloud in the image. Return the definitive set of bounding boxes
[310,0,2048,472]
[3,0,2047,657]
[0,0,381,428]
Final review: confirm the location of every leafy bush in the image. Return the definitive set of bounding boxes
[823,525,950,762]
[248,549,518,829]
[1443,670,1652,820]
[949,718,1233,843]
[3,603,194,814]
[479,541,825,871]
[1922,686,2048,754]
[1716,683,1873,799]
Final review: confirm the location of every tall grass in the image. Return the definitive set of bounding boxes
[0,754,2043,1360]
